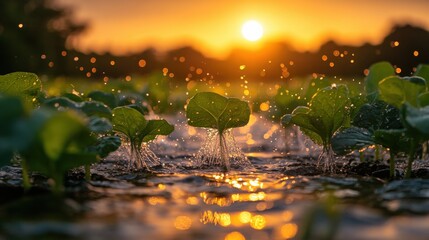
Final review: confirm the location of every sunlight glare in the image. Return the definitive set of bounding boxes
[241,20,263,41]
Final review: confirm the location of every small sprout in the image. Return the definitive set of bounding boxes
[112,106,174,170]
[186,92,251,171]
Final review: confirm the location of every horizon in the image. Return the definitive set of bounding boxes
[56,0,429,58]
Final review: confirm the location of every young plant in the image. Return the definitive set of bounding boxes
[282,84,351,172]
[19,109,99,193]
[378,75,428,177]
[186,92,251,171]
[112,106,174,170]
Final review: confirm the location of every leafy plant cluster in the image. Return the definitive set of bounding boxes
[0,72,173,193]
[282,61,429,178]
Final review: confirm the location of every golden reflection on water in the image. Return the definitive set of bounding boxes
[186,196,199,205]
[147,196,167,205]
[224,231,246,240]
[201,211,231,227]
[210,173,264,191]
[280,223,298,239]
[250,215,266,230]
[174,215,193,230]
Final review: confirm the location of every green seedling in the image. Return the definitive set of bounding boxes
[282,84,351,172]
[186,92,251,171]
[112,106,174,170]
[20,109,99,193]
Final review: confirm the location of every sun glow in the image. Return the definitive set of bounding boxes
[241,20,264,41]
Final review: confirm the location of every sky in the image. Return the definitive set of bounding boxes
[56,0,429,58]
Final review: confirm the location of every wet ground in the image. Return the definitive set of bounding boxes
[2,115,429,240]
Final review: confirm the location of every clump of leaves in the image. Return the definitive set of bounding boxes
[332,62,404,178]
[20,110,99,193]
[186,92,251,171]
[333,63,429,178]
[282,84,351,172]
[378,74,429,178]
[112,106,174,170]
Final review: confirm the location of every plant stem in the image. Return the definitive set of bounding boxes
[375,145,380,161]
[85,164,91,182]
[405,139,417,179]
[21,159,31,191]
[389,151,395,179]
[219,132,230,171]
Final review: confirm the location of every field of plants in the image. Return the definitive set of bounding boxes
[2,61,429,239]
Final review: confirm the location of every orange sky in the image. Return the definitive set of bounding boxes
[56,0,429,58]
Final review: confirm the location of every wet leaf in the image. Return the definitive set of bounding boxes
[21,110,98,189]
[0,72,42,106]
[353,101,402,131]
[78,101,112,119]
[141,120,174,142]
[374,129,411,154]
[186,92,250,134]
[43,97,112,119]
[332,127,374,155]
[87,90,117,108]
[379,76,427,109]
[112,106,147,144]
[415,64,429,82]
[112,106,173,146]
[417,92,429,107]
[87,136,121,158]
[282,85,351,147]
[402,103,429,139]
[365,62,395,101]
[88,117,112,133]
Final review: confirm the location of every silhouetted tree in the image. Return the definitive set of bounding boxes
[0,0,85,74]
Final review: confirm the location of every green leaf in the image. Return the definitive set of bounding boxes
[186,92,250,134]
[79,101,112,119]
[282,106,323,145]
[62,93,83,102]
[379,76,426,108]
[309,84,351,143]
[88,117,113,134]
[141,120,174,142]
[43,96,78,109]
[112,106,174,146]
[43,97,112,119]
[332,127,374,155]
[365,62,395,101]
[39,111,91,161]
[353,101,402,131]
[21,109,97,188]
[112,106,147,144]
[415,64,429,82]
[402,103,429,139]
[282,85,351,147]
[87,136,121,158]
[0,72,42,106]
[417,92,429,107]
[87,90,117,109]
[374,129,411,154]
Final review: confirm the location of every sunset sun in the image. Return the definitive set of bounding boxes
[241,20,264,41]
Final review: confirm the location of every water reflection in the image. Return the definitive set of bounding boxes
[174,215,193,230]
[201,211,231,227]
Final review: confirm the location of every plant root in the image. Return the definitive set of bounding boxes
[195,129,251,171]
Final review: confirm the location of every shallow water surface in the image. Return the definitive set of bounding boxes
[2,155,429,240]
